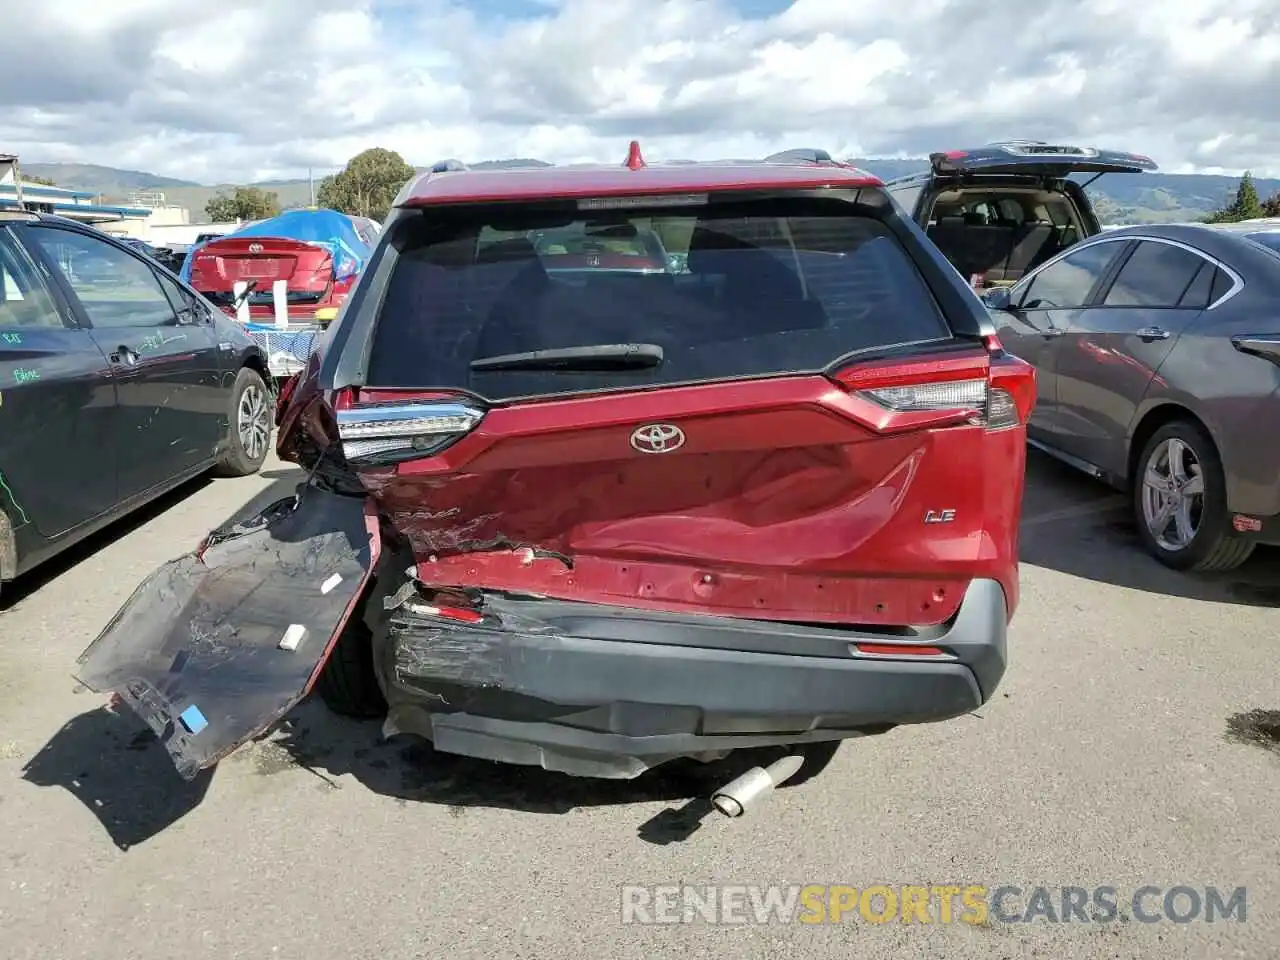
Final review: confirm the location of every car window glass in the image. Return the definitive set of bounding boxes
[1209,266,1237,303]
[27,227,177,329]
[1176,260,1214,309]
[1102,240,1207,308]
[1243,232,1280,255]
[154,270,196,314]
[366,200,953,400]
[0,229,66,329]
[888,184,923,218]
[967,201,996,222]
[993,198,1025,224]
[27,226,179,330]
[1018,242,1121,309]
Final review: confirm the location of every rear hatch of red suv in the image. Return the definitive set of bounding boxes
[330,185,1032,628]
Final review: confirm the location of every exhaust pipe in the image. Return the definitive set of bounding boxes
[711,754,805,817]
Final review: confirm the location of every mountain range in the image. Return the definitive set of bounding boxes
[21,158,1279,226]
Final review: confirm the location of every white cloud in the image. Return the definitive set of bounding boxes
[1,0,1278,182]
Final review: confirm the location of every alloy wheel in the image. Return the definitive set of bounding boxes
[1140,437,1205,552]
[237,382,270,461]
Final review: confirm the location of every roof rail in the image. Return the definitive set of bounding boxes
[428,159,468,173]
[763,148,834,164]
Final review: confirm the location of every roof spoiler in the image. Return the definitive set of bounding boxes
[391,159,470,210]
[763,148,834,164]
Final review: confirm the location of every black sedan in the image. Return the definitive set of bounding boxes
[983,222,1280,571]
[0,212,273,594]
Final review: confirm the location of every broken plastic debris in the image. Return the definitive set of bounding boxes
[320,573,343,594]
[278,623,307,652]
[179,704,209,735]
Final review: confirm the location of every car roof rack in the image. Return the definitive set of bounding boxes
[763,148,835,164]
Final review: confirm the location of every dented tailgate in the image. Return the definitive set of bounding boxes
[74,487,381,779]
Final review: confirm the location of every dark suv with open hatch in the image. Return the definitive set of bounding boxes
[883,140,1157,290]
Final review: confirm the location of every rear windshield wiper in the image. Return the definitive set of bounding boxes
[470,343,664,372]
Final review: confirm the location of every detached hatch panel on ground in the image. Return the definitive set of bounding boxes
[74,488,380,779]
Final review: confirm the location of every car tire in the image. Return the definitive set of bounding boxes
[1132,419,1255,572]
[213,367,272,478]
[315,619,388,719]
[315,585,389,719]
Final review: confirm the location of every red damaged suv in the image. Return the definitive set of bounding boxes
[77,144,1035,789]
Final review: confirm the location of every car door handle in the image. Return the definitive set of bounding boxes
[1136,326,1171,342]
[109,345,139,366]
[1045,327,1066,337]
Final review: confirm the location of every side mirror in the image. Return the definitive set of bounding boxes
[176,299,207,324]
[982,287,1013,311]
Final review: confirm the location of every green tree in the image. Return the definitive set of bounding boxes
[1206,172,1265,223]
[205,186,281,222]
[1262,192,1280,218]
[24,174,57,187]
[316,147,416,221]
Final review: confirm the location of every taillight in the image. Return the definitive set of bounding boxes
[330,275,356,302]
[333,389,485,464]
[832,342,1035,432]
[859,377,988,415]
[988,353,1037,429]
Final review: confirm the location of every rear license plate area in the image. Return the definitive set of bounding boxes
[232,258,285,280]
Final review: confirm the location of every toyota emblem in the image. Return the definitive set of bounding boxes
[630,423,685,454]
[248,242,264,254]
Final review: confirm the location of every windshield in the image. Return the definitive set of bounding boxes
[362,197,952,400]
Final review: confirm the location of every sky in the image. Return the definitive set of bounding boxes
[1,0,1278,184]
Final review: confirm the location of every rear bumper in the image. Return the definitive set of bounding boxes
[378,578,1009,778]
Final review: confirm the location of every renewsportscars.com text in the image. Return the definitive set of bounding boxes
[620,884,1247,925]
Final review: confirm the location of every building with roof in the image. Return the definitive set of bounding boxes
[0,155,224,246]
[0,162,154,226]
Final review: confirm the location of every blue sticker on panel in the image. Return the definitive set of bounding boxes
[178,704,209,735]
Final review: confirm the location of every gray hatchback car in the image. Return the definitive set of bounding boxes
[982,222,1280,571]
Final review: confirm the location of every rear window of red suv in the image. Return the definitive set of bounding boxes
[365,196,951,399]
